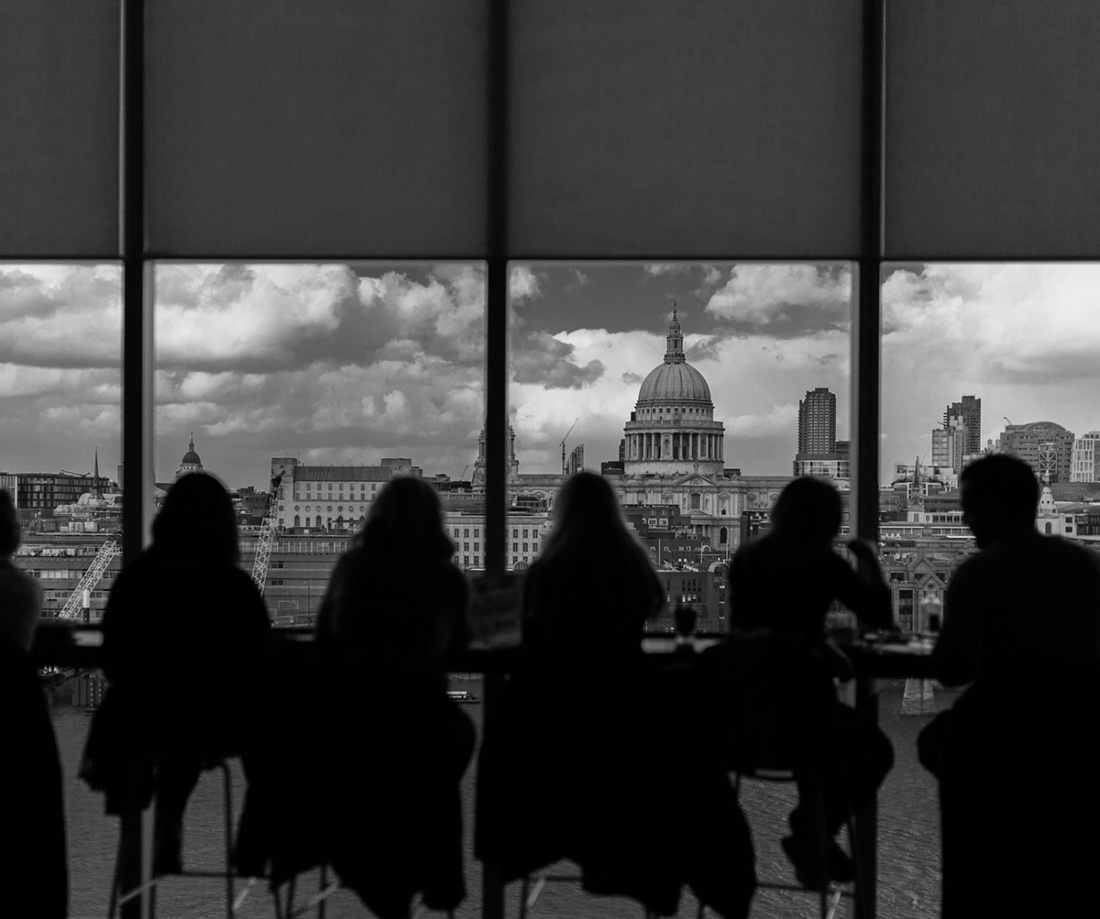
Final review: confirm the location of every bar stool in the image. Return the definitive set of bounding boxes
[702,768,863,919]
[109,760,249,919]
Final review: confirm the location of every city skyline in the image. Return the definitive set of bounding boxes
[4,262,1100,490]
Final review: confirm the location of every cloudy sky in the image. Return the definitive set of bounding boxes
[2,261,1100,490]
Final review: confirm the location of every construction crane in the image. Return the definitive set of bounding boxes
[1004,416,1012,426]
[58,536,120,620]
[560,418,579,476]
[251,471,283,597]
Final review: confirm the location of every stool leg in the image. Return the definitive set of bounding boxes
[108,820,126,919]
[848,816,868,919]
[319,864,328,919]
[519,876,530,919]
[221,763,234,919]
[811,776,828,919]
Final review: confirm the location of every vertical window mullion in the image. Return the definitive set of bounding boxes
[483,0,510,582]
[853,0,885,545]
[121,0,153,567]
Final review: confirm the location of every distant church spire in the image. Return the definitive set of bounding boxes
[665,302,685,363]
[92,447,102,498]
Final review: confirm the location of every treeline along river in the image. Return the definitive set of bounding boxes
[54,680,955,919]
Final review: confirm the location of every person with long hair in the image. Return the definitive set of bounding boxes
[1,489,68,918]
[521,469,662,653]
[477,472,755,918]
[87,472,270,873]
[301,475,474,919]
[316,474,470,661]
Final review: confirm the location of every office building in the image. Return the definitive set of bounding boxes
[1071,432,1100,482]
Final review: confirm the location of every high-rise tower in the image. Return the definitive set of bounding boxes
[944,395,982,456]
[797,388,837,455]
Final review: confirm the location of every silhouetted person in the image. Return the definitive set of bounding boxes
[477,472,755,918]
[252,476,474,918]
[919,454,1100,918]
[0,489,67,918]
[726,476,893,887]
[85,473,270,873]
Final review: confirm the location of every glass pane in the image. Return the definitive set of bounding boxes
[0,2,120,256]
[154,262,485,625]
[510,1,863,257]
[0,262,122,917]
[146,1,489,257]
[509,261,853,631]
[877,261,1100,917]
[882,261,1100,529]
[0,263,122,624]
[885,0,1100,258]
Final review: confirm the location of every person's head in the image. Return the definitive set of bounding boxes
[554,466,624,532]
[0,489,19,558]
[771,476,842,544]
[152,473,239,564]
[356,476,453,559]
[547,471,630,552]
[959,454,1039,547]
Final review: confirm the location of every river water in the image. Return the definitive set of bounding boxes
[55,681,955,919]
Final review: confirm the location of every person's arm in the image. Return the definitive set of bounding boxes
[443,563,473,652]
[931,566,982,687]
[836,541,893,631]
[725,549,757,631]
[100,565,139,684]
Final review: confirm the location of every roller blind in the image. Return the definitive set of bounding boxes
[885,0,1100,259]
[145,1,490,258]
[507,1,865,258]
[0,1,120,257]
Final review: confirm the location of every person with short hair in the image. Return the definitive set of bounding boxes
[725,476,894,888]
[920,453,1100,917]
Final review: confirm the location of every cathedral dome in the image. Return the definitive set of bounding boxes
[637,361,712,404]
[181,441,202,466]
[176,433,204,479]
[635,306,713,405]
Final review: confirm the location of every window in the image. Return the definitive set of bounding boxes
[9,7,1100,906]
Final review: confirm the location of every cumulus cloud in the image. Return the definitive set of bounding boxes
[511,331,605,389]
[881,262,1100,479]
[3,263,492,485]
[509,266,544,303]
[705,264,851,336]
[0,264,122,368]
